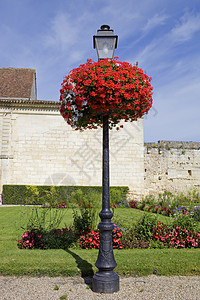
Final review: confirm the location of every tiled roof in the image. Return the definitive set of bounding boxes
[0,68,36,99]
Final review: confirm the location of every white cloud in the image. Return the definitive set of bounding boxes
[44,13,80,51]
[170,12,200,42]
[143,13,168,32]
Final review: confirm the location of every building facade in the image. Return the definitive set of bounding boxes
[0,99,144,198]
[0,68,199,200]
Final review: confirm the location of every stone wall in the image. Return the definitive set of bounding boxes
[1,99,199,200]
[144,141,200,195]
[0,99,144,198]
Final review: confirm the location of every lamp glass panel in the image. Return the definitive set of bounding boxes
[95,37,116,59]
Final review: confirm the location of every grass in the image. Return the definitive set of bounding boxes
[112,207,172,228]
[0,206,200,277]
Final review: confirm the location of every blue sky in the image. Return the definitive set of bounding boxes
[0,0,200,142]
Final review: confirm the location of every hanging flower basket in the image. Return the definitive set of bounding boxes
[60,58,153,130]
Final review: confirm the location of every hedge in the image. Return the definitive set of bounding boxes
[2,185,129,206]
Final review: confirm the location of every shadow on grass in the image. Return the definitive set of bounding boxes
[64,248,94,288]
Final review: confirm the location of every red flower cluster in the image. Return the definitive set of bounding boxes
[18,230,43,249]
[41,202,67,209]
[79,229,100,249]
[128,200,138,208]
[79,227,123,249]
[113,227,123,249]
[60,58,153,130]
[153,221,200,248]
[53,227,70,234]
[128,200,173,216]
[55,202,67,208]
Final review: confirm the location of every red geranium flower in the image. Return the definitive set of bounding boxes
[60,58,153,130]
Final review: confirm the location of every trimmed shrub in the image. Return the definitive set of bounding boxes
[2,185,129,205]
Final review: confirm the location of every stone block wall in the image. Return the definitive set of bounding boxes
[1,100,199,200]
[0,99,144,199]
[144,141,200,195]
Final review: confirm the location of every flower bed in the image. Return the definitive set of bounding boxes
[128,191,200,220]
[153,221,200,248]
[17,191,200,250]
[128,200,173,216]
[18,222,200,250]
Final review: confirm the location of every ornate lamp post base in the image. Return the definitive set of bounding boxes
[92,222,119,293]
[93,270,119,293]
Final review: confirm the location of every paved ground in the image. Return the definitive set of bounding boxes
[0,275,200,300]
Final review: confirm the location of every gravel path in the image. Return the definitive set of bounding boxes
[0,275,200,300]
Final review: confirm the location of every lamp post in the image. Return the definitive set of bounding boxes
[92,25,119,294]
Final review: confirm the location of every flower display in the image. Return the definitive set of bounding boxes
[60,58,153,130]
[153,221,200,248]
[18,230,44,249]
[79,227,123,249]
[18,222,200,250]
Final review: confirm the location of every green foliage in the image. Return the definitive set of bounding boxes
[140,189,200,219]
[141,194,155,206]
[19,205,77,249]
[2,185,60,205]
[119,213,158,249]
[121,227,149,249]
[110,187,129,206]
[26,186,40,197]
[136,201,146,210]
[72,208,94,234]
[172,212,197,232]
[20,206,66,232]
[70,189,100,208]
[41,228,77,249]
[2,184,129,205]
[2,185,32,205]
[134,214,157,241]
[71,189,99,233]
[149,240,166,249]
[143,189,199,208]
[192,206,200,223]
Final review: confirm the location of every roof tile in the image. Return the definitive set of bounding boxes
[0,68,36,99]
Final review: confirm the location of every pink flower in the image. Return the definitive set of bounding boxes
[192,242,198,247]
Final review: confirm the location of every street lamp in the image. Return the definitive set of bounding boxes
[93,25,118,60]
[92,25,119,294]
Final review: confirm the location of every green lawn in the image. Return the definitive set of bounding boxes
[0,206,199,277]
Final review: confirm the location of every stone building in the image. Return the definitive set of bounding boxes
[0,68,144,199]
[0,68,199,200]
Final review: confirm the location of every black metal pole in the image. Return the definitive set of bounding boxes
[92,115,119,293]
